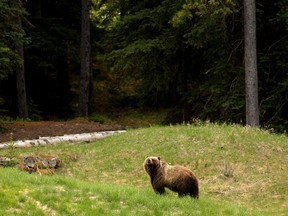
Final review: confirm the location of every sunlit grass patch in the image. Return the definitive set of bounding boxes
[0,123,287,215]
[0,168,265,215]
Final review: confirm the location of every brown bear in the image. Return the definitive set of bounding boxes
[143,156,199,198]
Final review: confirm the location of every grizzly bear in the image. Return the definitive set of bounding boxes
[143,156,199,198]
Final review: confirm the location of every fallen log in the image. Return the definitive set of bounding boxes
[0,130,126,149]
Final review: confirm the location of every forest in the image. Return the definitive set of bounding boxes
[0,0,287,132]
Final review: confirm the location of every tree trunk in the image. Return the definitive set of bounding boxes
[80,0,91,117]
[244,0,259,127]
[16,40,28,118]
[15,1,28,118]
[88,65,95,114]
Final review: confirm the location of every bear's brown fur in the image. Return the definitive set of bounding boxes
[143,156,199,198]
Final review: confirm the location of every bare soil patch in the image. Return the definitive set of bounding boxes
[0,120,124,143]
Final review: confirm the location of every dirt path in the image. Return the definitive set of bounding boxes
[0,120,125,143]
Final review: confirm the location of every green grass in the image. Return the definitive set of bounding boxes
[0,123,287,215]
[0,169,261,216]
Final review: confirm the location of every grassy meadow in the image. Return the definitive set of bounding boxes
[0,123,287,215]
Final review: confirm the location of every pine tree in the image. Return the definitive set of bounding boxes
[244,0,259,127]
[0,0,28,118]
[13,0,28,118]
[80,0,92,117]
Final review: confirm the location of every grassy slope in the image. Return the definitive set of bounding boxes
[0,123,287,215]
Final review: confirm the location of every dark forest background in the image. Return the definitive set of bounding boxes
[0,0,287,132]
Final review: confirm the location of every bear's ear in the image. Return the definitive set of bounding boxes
[158,156,161,160]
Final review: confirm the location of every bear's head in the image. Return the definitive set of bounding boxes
[144,156,162,175]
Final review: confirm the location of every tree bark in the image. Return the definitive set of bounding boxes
[80,0,92,117]
[16,40,28,118]
[244,0,259,127]
[15,1,28,118]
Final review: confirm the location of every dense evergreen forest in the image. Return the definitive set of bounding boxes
[0,0,287,132]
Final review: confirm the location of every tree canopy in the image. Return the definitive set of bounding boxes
[0,0,287,132]
[0,0,26,80]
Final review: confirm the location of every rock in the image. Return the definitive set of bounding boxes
[0,130,126,149]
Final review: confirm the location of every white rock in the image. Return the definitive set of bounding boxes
[0,130,126,149]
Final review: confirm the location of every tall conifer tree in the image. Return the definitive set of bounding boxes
[12,0,28,118]
[80,0,92,117]
[244,0,259,127]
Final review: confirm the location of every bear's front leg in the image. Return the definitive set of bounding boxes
[154,186,165,194]
[152,182,165,194]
